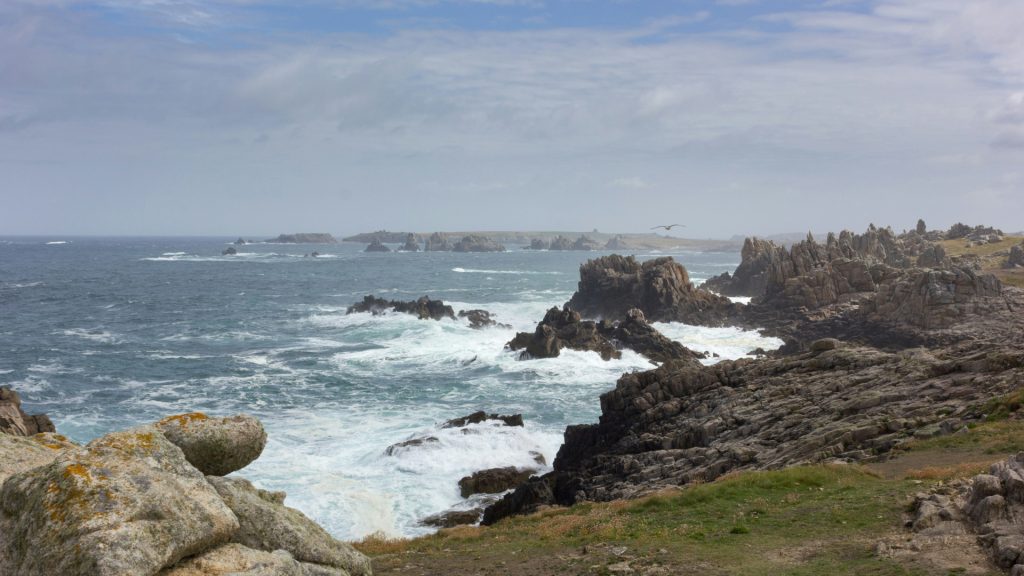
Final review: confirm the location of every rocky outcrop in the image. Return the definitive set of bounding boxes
[399,233,420,252]
[267,234,337,244]
[0,414,372,576]
[572,235,601,251]
[507,306,704,364]
[347,295,456,321]
[0,426,240,576]
[420,508,485,529]
[207,477,371,576]
[0,387,55,437]
[566,255,739,325]
[604,236,631,250]
[452,235,505,253]
[485,328,1024,524]
[866,267,1006,329]
[442,411,523,429]
[342,231,412,244]
[506,306,620,361]
[457,309,508,329]
[364,239,390,253]
[458,467,536,497]
[527,238,548,250]
[948,223,1003,241]
[1007,244,1024,269]
[156,413,267,476]
[222,246,237,256]
[549,236,573,251]
[234,238,247,245]
[424,233,452,252]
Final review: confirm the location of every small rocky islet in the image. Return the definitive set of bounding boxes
[5,219,1024,574]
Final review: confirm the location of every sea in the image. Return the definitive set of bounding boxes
[0,237,781,540]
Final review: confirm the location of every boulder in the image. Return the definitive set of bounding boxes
[399,233,419,252]
[364,239,390,253]
[451,235,505,253]
[222,246,238,256]
[0,432,78,484]
[156,413,267,476]
[0,426,239,576]
[916,219,927,235]
[1007,244,1024,269]
[506,306,620,361]
[0,387,55,436]
[420,508,483,528]
[459,467,537,497]
[457,309,508,329]
[566,255,739,325]
[159,543,347,576]
[234,238,247,245]
[206,476,371,576]
[424,232,452,252]
[346,295,456,321]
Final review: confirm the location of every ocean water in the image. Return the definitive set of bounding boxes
[0,237,781,540]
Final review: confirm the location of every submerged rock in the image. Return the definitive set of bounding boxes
[347,295,456,321]
[156,412,267,476]
[442,411,523,428]
[222,246,238,256]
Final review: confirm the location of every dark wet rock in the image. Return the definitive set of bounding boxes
[566,255,740,325]
[442,411,523,429]
[459,467,537,497]
[485,324,1024,524]
[383,436,439,456]
[364,239,391,252]
[0,387,55,437]
[458,309,509,329]
[507,306,704,364]
[222,246,238,256]
[420,508,484,528]
[234,237,247,245]
[400,233,420,252]
[347,295,456,321]
[425,232,452,251]
[267,233,337,244]
[452,235,505,253]
[506,306,621,361]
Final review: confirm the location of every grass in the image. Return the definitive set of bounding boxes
[358,465,948,575]
[938,236,1024,289]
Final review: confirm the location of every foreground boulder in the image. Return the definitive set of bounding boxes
[566,255,739,325]
[346,295,456,321]
[159,543,343,576]
[0,426,239,576]
[0,387,55,436]
[156,413,267,476]
[206,477,371,576]
[0,432,78,484]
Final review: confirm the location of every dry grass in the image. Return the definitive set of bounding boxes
[903,461,991,480]
[938,235,1023,259]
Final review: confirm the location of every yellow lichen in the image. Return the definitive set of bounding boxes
[159,412,209,427]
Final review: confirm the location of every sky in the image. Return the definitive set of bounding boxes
[1,0,1022,237]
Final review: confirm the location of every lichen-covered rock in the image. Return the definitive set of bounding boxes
[159,543,348,576]
[156,413,267,476]
[0,432,78,484]
[0,387,55,436]
[206,476,371,576]
[0,425,239,576]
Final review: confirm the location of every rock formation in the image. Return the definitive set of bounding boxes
[506,306,705,364]
[364,239,390,253]
[457,309,508,329]
[0,412,371,576]
[566,255,739,325]
[549,236,573,251]
[527,238,548,250]
[604,236,631,250]
[222,246,237,256]
[155,413,267,477]
[572,235,601,251]
[347,295,456,321]
[424,233,452,252]
[399,233,420,252]
[458,467,536,498]
[267,233,337,244]
[485,326,1024,524]
[452,235,505,253]
[0,388,55,437]
[442,411,523,429]
[1007,244,1024,269]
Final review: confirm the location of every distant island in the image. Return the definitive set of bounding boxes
[342,230,742,252]
[265,233,337,244]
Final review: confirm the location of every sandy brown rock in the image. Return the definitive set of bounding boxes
[0,425,239,576]
[156,412,267,476]
[159,543,349,576]
[0,387,55,437]
[206,476,371,576]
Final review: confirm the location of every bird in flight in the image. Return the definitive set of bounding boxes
[650,224,685,231]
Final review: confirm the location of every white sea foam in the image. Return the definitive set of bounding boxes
[728,296,753,305]
[652,322,783,363]
[59,328,122,345]
[45,241,68,245]
[5,281,43,289]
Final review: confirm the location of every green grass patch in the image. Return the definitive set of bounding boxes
[903,417,1024,455]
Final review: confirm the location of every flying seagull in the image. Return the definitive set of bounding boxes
[650,224,685,231]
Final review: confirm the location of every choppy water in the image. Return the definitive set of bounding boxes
[0,237,780,539]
